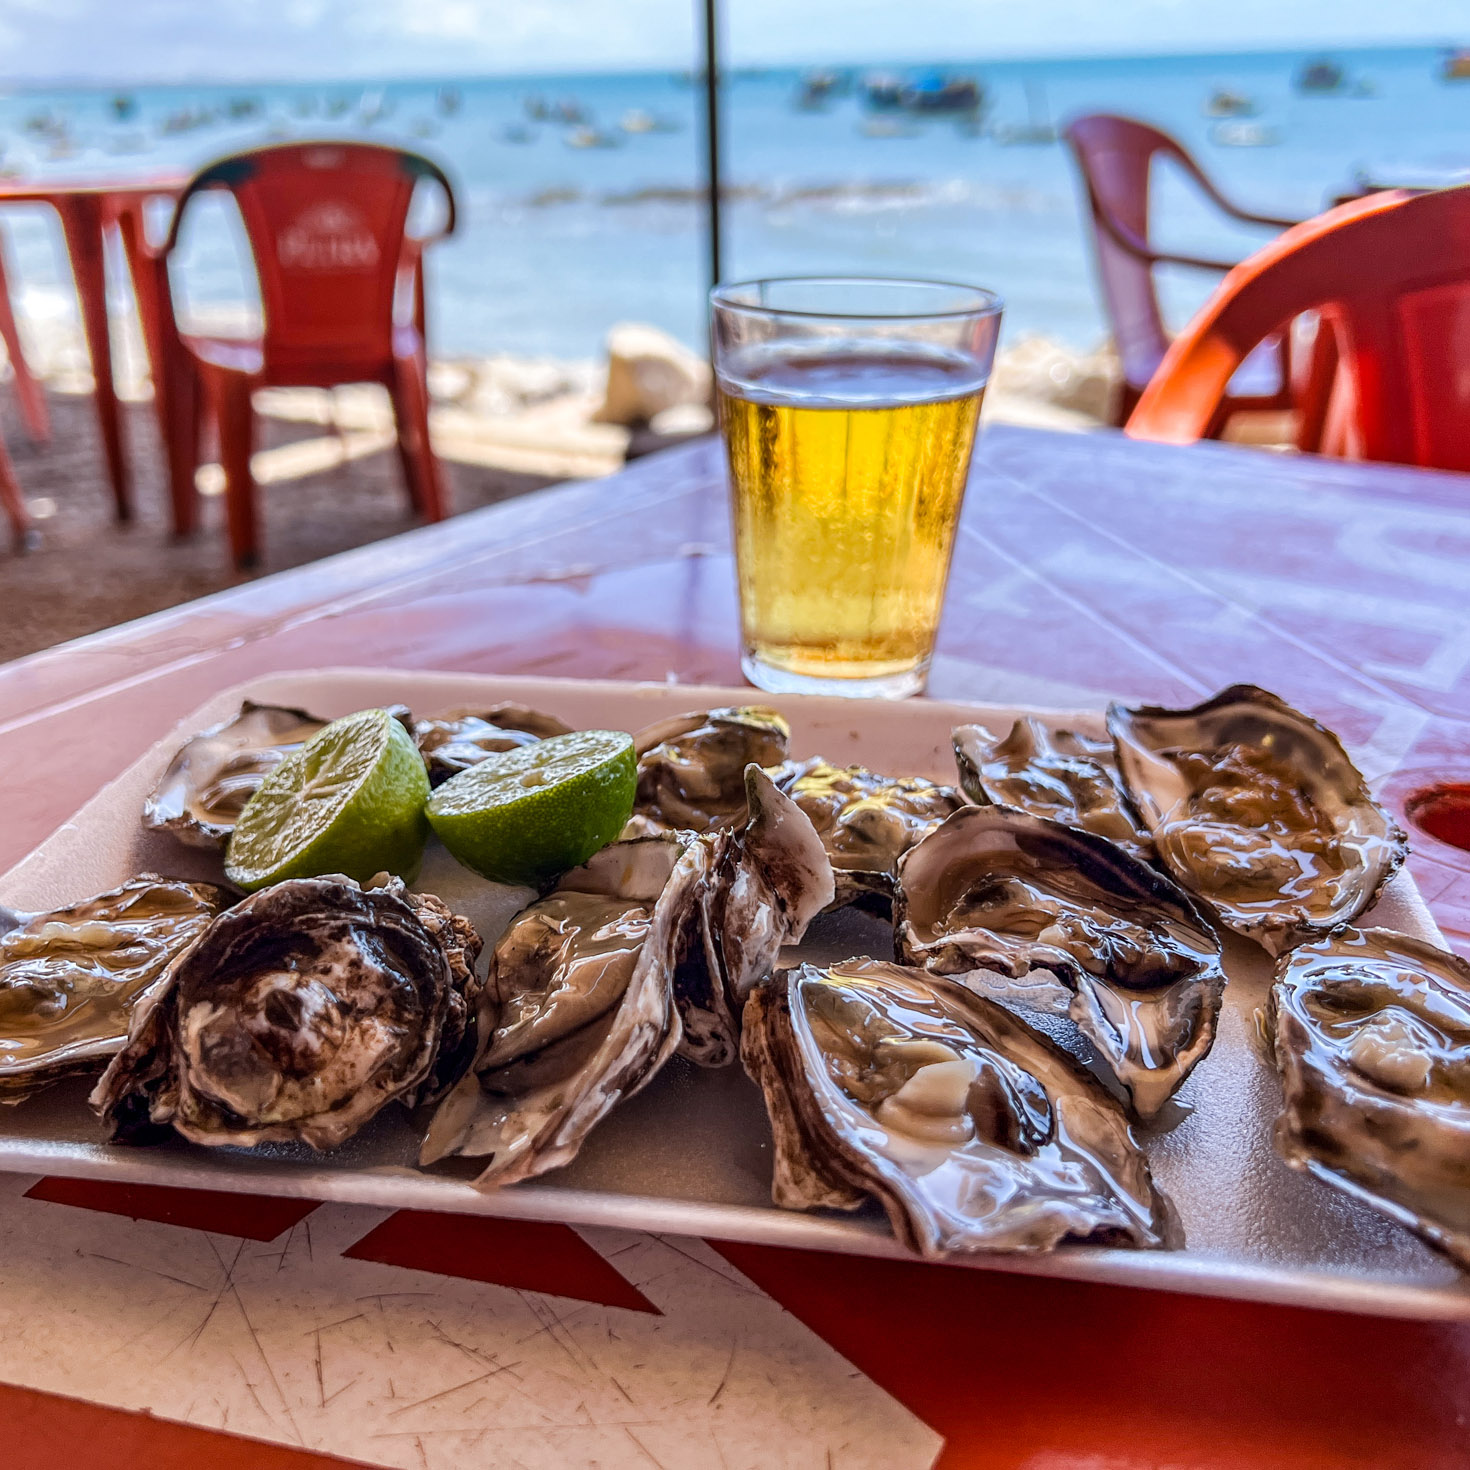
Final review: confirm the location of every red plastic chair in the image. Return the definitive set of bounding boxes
[1064,114,1302,428]
[161,142,457,567]
[1126,186,1470,472]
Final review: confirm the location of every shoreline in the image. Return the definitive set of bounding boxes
[3,304,1112,484]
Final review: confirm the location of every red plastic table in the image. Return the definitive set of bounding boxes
[1,427,1467,1468]
[0,176,187,537]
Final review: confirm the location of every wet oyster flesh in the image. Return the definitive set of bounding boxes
[680,765,835,1066]
[414,704,573,785]
[954,717,1152,860]
[1108,685,1407,955]
[769,757,964,906]
[421,836,705,1183]
[143,702,328,847]
[1266,926,1470,1269]
[0,876,229,1100]
[627,706,790,834]
[92,875,479,1149]
[896,805,1225,1118]
[741,958,1172,1256]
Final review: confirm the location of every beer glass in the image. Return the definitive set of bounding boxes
[711,276,1002,699]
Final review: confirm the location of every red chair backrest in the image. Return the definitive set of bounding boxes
[168,141,455,378]
[1127,186,1470,472]
[1063,114,1185,389]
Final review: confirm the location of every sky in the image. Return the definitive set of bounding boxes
[0,0,1465,85]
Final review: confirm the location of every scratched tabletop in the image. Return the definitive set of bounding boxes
[0,426,1467,1469]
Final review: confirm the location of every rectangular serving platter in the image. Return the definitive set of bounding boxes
[3,667,1467,1321]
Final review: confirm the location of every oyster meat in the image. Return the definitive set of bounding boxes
[143,701,328,847]
[741,957,1173,1256]
[628,706,790,834]
[0,876,229,1101]
[1108,685,1407,955]
[895,805,1225,1118]
[954,717,1152,860]
[770,757,964,907]
[92,875,480,1149]
[1266,926,1470,1269]
[680,765,835,1066]
[421,835,706,1184]
[414,704,573,785]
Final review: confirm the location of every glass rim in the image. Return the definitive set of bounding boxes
[710,274,1004,323]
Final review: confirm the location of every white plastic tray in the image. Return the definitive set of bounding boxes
[2,668,1466,1320]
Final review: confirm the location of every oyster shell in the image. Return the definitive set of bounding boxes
[143,702,328,847]
[895,805,1224,1118]
[1108,685,1407,955]
[769,757,964,907]
[953,717,1152,860]
[680,766,835,1066]
[1266,926,1470,1269]
[413,704,573,785]
[741,957,1173,1256]
[0,876,229,1101]
[92,875,479,1148]
[628,706,790,834]
[420,835,706,1183]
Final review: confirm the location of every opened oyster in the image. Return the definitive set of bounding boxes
[421,835,706,1183]
[1108,685,1407,955]
[143,702,328,847]
[92,875,480,1148]
[770,757,964,907]
[680,766,835,1066]
[0,876,229,1101]
[414,704,573,785]
[954,717,1152,860]
[742,958,1172,1256]
[895,805,1224,1118]
[1266,927,1470,1269]
[628,706,790,834]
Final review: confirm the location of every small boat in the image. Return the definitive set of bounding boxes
[1209,119,1280,148]
[554,99,587,125]
[620,109,657,133]
[437,87,461,116]
[1204,88,1257,118]
[1442,48,1470,80]
[501,123,535,144]
[109,93,137,121]
[862,72,907,110]
[564,125,620,149]
[902,71,983,115]
[795,69,842,110]
[1295,58,1345,94]
[226,97,262,120]
[325,97,351,118]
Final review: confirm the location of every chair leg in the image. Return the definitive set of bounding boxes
[0,437,33,551]
[0,242,49,446]
[388,355,447,522]
[210,372,260,569]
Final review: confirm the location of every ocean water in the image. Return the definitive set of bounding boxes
[0,44,1467,363]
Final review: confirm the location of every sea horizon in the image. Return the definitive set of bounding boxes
[0,38,1462,95]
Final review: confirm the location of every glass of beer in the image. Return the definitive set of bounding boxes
[711,276,1002,699]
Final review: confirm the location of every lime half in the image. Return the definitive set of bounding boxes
[225,708,431,891]
[427,729,636,885]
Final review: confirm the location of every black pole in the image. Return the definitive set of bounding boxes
[700,0,722,290]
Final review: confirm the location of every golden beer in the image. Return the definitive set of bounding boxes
[720,347,985,689]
